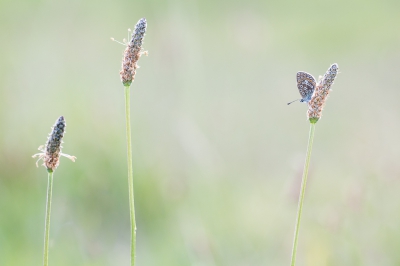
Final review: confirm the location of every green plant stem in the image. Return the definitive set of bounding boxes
[43,170,54,266]
[125,85,136,266]
[290,122,316,266]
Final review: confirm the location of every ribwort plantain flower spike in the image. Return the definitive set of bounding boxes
[120,18,147,87]
[307,63,339,123]
[32,116,76,172]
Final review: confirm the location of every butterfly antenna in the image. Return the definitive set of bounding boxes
[287,99,301,105]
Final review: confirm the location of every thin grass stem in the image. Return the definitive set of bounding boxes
[290,122,316,266]
[43,170,54,266]
[125,85,137,266]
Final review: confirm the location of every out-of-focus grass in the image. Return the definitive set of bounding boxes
[1,0,400,265]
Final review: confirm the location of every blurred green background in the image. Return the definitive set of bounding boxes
[1,0,400,265]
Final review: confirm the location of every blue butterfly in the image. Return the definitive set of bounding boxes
[287,72,316,105]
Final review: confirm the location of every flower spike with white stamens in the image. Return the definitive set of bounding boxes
[119,18,147,87]
[307,63,339,123]
[32,116,76,172]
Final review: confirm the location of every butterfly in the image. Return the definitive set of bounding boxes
[287,72,316,105]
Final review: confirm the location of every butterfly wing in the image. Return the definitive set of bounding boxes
[296,72,316,102]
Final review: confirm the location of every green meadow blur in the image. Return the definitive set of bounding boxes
[1,0,400,265]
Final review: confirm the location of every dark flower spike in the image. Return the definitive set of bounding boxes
[307,63,339,123]
[120,18,147,87]
[32,116,76,172]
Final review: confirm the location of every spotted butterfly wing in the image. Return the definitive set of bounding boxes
[296,72,316,103]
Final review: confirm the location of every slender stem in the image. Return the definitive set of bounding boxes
[43,170,54,266]
[290,122,316,266]
[125,86,136,266]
